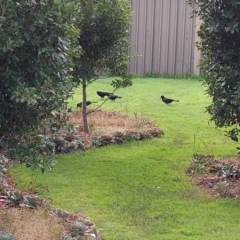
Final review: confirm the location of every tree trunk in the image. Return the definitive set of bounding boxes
[82,78,89,133]
[34,0,41,11]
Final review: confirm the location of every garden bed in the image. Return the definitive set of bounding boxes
[186,154,240,199]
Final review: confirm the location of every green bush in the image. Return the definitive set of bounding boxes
[0,0,80,170]
[188,0,240,141]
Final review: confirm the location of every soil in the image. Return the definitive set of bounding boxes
[186,154,240,199]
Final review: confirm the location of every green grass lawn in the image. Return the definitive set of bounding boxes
[11,78,240,240]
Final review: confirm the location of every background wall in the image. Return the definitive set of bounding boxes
[129,0,201,76]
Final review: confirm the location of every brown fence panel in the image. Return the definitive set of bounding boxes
[129,0,199,76]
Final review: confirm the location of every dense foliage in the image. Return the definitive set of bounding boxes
[0,0,134,170]
[72,0,134,133]
[0,0,79,171]
[187,0,240,141]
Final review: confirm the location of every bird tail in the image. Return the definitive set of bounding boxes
[118,96,122,98]
[174,100,179,102]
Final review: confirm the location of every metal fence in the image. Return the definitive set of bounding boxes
[129,0,200,76]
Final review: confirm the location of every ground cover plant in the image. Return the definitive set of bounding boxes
[9,78,240,240]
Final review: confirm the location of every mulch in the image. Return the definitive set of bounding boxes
[187,155,240,199]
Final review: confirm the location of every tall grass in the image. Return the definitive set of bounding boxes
[11,78,240,240]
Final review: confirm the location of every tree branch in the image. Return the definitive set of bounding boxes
[0,60,8,71]
[33,0,41,12]
[86,87,118,115]
[86,98,109,115]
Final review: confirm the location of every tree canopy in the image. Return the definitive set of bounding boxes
[188,0,240,141]
[72,0,134,133]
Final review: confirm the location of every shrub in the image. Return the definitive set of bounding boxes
[187,0,240,142]
[0,0,80,171]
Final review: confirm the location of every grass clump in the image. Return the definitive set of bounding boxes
[0,207,64,240]
[186,153,214,174]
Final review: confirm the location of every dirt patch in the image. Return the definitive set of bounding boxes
[68,109,156,135]
[0,207,64,240]
[186,154,240,199]
[66,109,161,149]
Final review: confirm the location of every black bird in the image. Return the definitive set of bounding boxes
[77,101,96,108]
[97,91,111,99]
[108,94,122,101]
[161,95,179,104]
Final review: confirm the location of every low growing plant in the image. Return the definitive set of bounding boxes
[143,71,200,79]
[186,153,214,174]
[215,181,229,197]
[0,231,16,240]
[218,165,240,178]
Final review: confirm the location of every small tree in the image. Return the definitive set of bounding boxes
[72,0,134,133]
[188,0,240,141]
[0,0,80,171]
